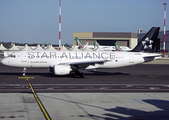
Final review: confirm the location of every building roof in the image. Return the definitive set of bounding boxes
[21,44,32,51]
[8,44,20,51]
[0,44,7,50]
[46,45,56,50]
[93,32,137,38]
[34,44,44,50]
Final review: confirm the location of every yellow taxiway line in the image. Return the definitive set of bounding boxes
[29,83,51,120]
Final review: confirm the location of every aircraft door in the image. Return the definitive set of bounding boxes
[129,53,134,63]
[21,52,27,62]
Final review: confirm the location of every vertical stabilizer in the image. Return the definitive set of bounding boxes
[115,42,123,51]
[41,43,46,49]
[94,40,100,48]
[131,27,160,52]
[75,37,84,48]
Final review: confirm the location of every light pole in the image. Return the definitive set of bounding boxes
[163,3,167,57]
[59,0,61,51]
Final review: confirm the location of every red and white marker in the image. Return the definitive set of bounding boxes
[59,0,61,51]
[163,3,167,57]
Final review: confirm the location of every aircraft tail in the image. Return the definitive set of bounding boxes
[75,37,84,48]
[115,42,123,51]
[94,40,100,48]
[10,42,14,47]
[41,43,46,48]
[46,43,50,48]
[131,27,160,52]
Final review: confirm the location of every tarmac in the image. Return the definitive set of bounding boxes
[1,93,169,120]
[0,57,169,120]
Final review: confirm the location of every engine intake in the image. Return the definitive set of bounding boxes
[51,65,71,75]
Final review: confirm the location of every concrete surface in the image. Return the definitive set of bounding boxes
[0,93,169,120]
[0,93,44,120]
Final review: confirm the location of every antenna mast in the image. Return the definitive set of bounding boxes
[59,0,61,50]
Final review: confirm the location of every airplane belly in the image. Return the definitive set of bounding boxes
[97,56,144,69]
[97,60,126,68]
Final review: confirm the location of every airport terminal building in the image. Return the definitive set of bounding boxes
[73,32,138,49]
[73,30,169,52]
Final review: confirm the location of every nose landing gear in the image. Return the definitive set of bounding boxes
[23,68,26,76]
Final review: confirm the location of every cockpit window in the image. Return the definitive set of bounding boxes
[8,54,16,58]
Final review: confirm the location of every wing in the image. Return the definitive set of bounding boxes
[59,60,109,71]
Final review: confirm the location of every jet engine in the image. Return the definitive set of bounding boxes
[50,65,71,75]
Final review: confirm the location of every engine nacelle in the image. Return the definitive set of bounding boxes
[52,65,71,75]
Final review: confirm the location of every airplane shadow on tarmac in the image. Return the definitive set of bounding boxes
[39,94,169,120]
[88,99,169,120]
[87,70,129,76]
[0,72,50,76]
[42,71,130,78]
[0,71,130,78]
[0,64,129,78]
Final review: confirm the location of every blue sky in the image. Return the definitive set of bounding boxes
[0,0,169,44]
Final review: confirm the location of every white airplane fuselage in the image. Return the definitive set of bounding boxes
[1,27,161,77]
[2,50,161,69]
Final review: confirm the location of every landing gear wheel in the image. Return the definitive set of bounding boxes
[75,71,79,76]
[23,68,26,76]
[74,71,85,78]
[80,73,85,78]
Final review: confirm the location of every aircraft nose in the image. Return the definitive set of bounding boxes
[1,58,9,66]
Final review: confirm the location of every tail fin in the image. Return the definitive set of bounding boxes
[45,43,50,49]
[10,42,14,47]
[131,27,160,52]
[75,37,84,48]
[94,40,100,48]
[41,43,46,48]
[115,42,123,51]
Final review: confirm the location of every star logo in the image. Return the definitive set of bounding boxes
[142,37,154,50]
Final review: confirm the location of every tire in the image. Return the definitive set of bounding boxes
[74,71,85,78]
[80,73,85,78]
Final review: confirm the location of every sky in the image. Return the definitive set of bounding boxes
[0,0,169,45]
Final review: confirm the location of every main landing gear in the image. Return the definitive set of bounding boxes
[23,67,26,76]
[75,71,85,78]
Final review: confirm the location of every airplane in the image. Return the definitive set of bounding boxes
[76,37,124,51]
[1,27,162,78]
[114,42,132,52]
[10,42,15,47]
[75,37,95,50]
[114,42,123,51]
[94,40,116,51]
[75,37,84,49]
[41,43,46,49]
[94,40,132,51]
[75,37,116,51]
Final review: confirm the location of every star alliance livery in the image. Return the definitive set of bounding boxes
[2,27,162,77]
